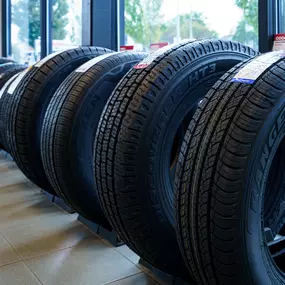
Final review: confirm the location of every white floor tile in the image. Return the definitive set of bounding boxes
[107,273,160,285]
[0,233,20,267]
[26,239,141,285]
[0,195,67,231]
[116,245,140,265]
[0,262,41,285]
[3,213,91,259]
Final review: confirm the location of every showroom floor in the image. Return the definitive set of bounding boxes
[0,152,163,285]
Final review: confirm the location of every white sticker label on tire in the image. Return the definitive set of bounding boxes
[75,52,117,73]
[7,67,32,94]
[0,72,20,99]
[232,51,285,84]
[134,39,194,69]
[34,48,78,67]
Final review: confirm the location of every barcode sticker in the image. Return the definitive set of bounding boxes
[134,39,193,69]
[0,73,20,99]
[232,51,285,84]
[8,67,31,94]
[75,52,116,73]
[34,48,78,67]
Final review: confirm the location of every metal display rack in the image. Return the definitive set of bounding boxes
[77,215,124,247]
[139,259,192,285]
[43,190,123,247]
[43,191,75,214]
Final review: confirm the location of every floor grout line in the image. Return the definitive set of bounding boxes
[20,237,95,262]
[103,271,163,285]
[0,232,22,265]
[113,247,142,269]
[22,259,45,285]
[0,259,22,268]
[77,215,165,283]
[0,159,160,285]
[112,247,164,284]
[77,219,104,241]
[0,233,44,284]
[76,220,158,280]
[0,210,66,233]
[0,221,93,263]
[104,272,143,284]
[1,223,83,284]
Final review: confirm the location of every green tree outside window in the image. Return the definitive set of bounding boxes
[125,0,258,50]
[12,0,69,48]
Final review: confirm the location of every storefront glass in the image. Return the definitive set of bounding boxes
[125,0,258,51]
[11,0,41,64]
[52,0,82,52]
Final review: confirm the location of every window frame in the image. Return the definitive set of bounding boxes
[258,0,279,52]
[1,0,278,58]
[82,0,124,51]
[2,0,122,59]
[41,0,52,58]
[1,0,12,57]
[119,0,279,53]
[277,0,285,33]
[1,0,52,59]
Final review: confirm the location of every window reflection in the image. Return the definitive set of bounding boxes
[125,0,258,51]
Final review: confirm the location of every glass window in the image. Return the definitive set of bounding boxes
[52,0,82,52]
[125,0,258,51]
[11,0,41,64]
[278,0,285,33]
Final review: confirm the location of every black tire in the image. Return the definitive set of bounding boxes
[264,142,285,235]
[175,52,285,285]
[0,71,23,151]
[94,39,258,278]
[6,47,112,192]
[0,58,15,65]
[0,63,27,90]
[41,51,147,229]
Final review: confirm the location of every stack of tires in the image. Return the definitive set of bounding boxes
[0,58,29,150]
[1,41,284,285]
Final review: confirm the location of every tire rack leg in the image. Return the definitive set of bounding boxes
[43,190,76,214]
[139,258,193,285]
[77,215,124,247]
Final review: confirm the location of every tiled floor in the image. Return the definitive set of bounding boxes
[0,152,163,285]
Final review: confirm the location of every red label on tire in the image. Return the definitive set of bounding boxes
[273,34,285,51]
[120,46,134,51]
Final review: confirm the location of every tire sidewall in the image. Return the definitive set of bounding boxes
[244,96,285,284]
[70,74,120,192]
[66,59,144,217]
[34,58,95,153]
[135,52,250,226]
[71,60,142,189]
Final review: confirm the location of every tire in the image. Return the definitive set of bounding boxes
[6,47,112,193]
[41,51,147,229]
[0,58,15,65]
[175,52,285,285]
[0,72,23,151]
[264,142,285,235]
[0,63,27,90]
[94,39,258,278]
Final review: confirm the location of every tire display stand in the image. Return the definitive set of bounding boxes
[43,191,76,214]
[139,259,192,285]
[77,215,124,247]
